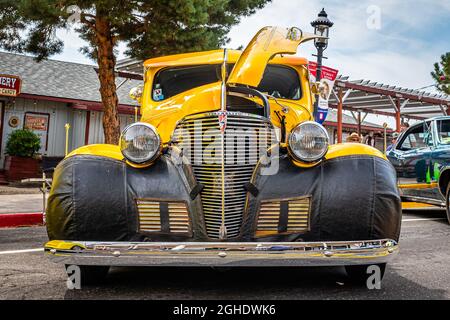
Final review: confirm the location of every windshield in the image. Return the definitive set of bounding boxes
[436,119,450,145]
[152,64,302,101]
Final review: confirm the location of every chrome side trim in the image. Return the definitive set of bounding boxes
[401,196,445,207]
[45,239,398,267]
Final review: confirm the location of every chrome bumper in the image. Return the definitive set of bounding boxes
[45,239,398,267]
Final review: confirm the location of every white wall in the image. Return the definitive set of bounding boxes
[0,98,141,167]
[87,111,137,145]
[0,98,78,167]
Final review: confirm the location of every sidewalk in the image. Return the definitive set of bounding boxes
[0,194,44,214]
[0,192,45,228]
[0,185,41,196]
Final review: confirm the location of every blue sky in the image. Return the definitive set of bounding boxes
[226,0,450,90]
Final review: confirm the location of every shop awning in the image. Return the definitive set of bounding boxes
[329,76,450,142]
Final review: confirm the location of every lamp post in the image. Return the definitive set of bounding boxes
[311,8,334,120]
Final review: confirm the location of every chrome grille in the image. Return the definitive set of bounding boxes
[172,112,276,239]
[256,197,311,237]
[168,202,190,234]
[137,200,161,232]
[287,198,311,232]
[137,200,191,234]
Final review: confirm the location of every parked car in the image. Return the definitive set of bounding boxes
[44,26,401,285]
[387,116,450,224]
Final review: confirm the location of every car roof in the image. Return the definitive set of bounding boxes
[143,49,309,69]
[411,116,450,126]
[427,116,450,121]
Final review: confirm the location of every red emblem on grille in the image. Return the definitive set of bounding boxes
[218,112,227,133]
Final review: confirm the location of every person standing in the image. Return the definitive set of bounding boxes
[400,121,410,133]
[364,132,376,147]
[387,132,399,152]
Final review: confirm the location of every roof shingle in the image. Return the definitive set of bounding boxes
[0,51,141,106]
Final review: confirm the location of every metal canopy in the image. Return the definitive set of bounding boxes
[329,76,450,143]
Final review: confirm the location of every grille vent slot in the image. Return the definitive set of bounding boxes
[256,197,311,236]
[137,200,191,234]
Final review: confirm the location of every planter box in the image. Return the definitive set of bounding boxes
[4,156,40,182]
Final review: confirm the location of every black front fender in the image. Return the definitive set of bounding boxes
[46,155,206,241]
[242,155,402,242]
[47,154,401,243]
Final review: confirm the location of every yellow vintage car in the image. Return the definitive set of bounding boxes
[45,27,401,285]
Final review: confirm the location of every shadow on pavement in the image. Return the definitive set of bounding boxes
[402,208,449,226]
[64,265,448,300]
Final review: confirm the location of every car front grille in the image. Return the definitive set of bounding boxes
[172,112,276,239]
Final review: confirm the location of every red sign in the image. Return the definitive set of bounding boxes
[24,114,49,131]
[308,62,339,81]
[0,74,22,97]
[308,62,339,124]
[24,112,50,152]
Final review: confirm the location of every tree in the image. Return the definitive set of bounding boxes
[431,52,450,95]
[0,0,270,144]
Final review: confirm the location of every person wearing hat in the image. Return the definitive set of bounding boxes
[387,132,399,151]
[346,132,362,143]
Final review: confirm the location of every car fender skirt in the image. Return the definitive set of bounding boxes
[243,155,402,242]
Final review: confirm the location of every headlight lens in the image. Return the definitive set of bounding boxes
[288,121,329,162]
[120,123,161,164]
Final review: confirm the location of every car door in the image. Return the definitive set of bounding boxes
[429,118,450,202]
[387,122,435,202]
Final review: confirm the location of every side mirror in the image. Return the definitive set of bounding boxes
[129,85,144,102]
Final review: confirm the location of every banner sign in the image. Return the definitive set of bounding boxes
[0,74,22,97]
[24,112,50,152]
[308,62,339,124]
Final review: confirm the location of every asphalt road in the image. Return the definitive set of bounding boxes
[0,209,449,300]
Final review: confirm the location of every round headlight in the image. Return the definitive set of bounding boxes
[288,121,329,162]
[120,123,161,164]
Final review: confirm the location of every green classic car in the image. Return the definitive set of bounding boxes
[387,116,450,224]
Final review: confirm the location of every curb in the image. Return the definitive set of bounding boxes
[0,213,44,228]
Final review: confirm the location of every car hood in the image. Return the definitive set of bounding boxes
[227,26,324,88]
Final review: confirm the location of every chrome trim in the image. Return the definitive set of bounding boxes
[220,49,228,240]
[120,122,162,164]
[45,239,398,267]
[288,121,329,163]
[401,196,445,207]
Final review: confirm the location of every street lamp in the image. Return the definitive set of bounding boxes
[311,8,334,119]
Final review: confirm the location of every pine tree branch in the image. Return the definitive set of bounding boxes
[81,13,96,30]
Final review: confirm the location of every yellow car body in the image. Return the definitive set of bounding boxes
[45,27,400,274]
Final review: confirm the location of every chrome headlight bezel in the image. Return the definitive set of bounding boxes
[119,122,161,164]
[288,121,329,163]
